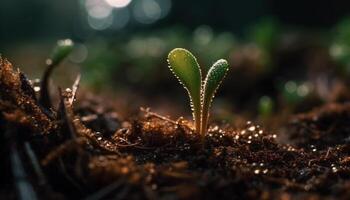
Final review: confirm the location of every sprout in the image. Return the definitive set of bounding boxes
[47,39,74,66]
[40,39,74,109]
[167,48,229,136]
[258,96,274,118]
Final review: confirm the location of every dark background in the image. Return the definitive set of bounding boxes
[1,0,350,45]
[1,0,350,119]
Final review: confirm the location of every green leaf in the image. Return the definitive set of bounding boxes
[167,48,202,132]
[49,39,74,66]
[201,59,229,134]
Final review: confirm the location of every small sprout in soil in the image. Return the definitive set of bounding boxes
[258,95,274,118]
[40,39,74,109]
[47,39,74,66]
[167,48,229,136]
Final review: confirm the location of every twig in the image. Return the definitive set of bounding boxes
[41,137,87,166]
[140,107,193,131]
[69,74,81,105]
[324,147,332,159]
[24,142,47,186]
[58,88,78,138]
[10,144,38,200]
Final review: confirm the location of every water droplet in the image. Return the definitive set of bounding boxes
[254,134,259,138]
[287,146,295,151]
[248,126,256,131]
[259,130,263,134]
[247,140,251,144]
[234,135,239,140]
[332,167,338,173]
[263,169,268,174]
[272,134,277,138]
[97,137,102,141]
[34,86,40,92]
[309,145,317,152]
[254,169,260,174]
[240,130,246,135]
[248,136,252,140]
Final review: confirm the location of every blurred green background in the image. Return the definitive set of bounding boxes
[2,0,350,121]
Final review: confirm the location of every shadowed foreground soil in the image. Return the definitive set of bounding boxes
[1,57,350,200]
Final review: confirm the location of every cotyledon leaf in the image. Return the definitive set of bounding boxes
[201,59,229,135]
[48,39,74,66]
[167,48,202,132]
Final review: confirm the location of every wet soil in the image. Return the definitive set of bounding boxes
[1,57,350,200]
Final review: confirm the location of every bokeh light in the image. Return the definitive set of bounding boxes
[105,0,132,8]
[111,8,130,29]
[82,0,172,30]
[85,0,112,19]
[133,0,162,24]
[69,43,88,63]
[193,25,214,45]
[88,14,114,30]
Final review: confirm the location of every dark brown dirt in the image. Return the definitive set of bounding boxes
[288,103,350,149]
[1,57,350,200]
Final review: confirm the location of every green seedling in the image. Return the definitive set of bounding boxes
[40,39,74,109]
[258,95,274,118]
[48,39,74,66]
[167,48,229,136]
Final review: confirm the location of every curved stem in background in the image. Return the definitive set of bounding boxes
[39,62,55,109]
[38,39,74,110]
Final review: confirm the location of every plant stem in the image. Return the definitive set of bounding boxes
[200,97,209,136]
[39,62,55,109]
[193,99,202,134]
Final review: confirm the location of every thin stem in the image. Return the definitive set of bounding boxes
[39,62,55,109]
[193,100,201,134]
[200,98,209,136]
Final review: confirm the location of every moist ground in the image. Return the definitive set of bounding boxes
[1,57,350,200]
